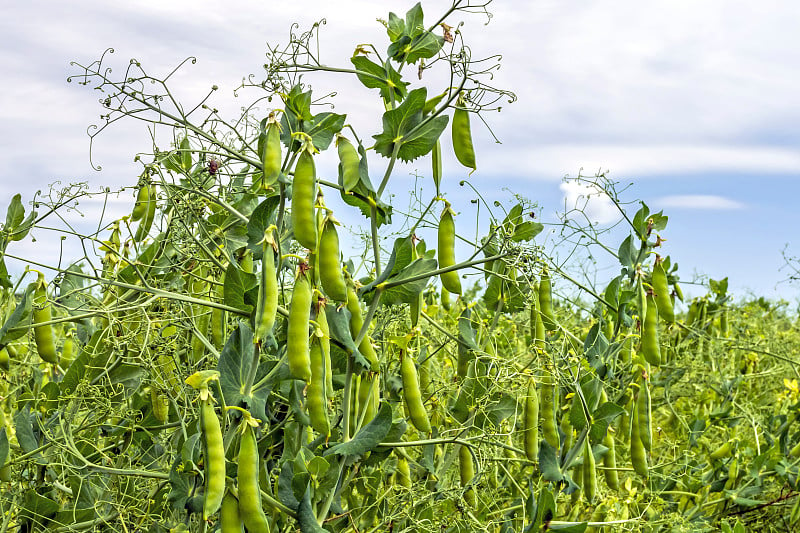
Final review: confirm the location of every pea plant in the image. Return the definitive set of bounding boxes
[1,2,800,532]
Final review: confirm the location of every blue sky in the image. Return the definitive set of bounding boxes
[1,0,799,305]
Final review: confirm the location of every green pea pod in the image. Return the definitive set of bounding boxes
[438,202,462,295]
[307,334,330,435]
[641,292,661,366]
[540,367,560,449]
[401,350,431,433]
[459,445,477,508]
[637,378,653,452]
[395,456,412,488]
[432,139,442,193]
[440,286,452,311]
[260,114,282,190]
[336,135,361,192]
[410,238,422,327]
[291,141,318,251]
[211,276,226,350]
[287,266,312,381]
[134,183,157,242]
[358,372,378,426]
[583,438,597,502]
[315,298,334,397]
[151,388,169,424]
[452,98,476,173]
[539,267,556,331]
[720,306,729,337]
[652,259,674,324]
[32,273,58,365]
[345,281,379,371]
[130,181,150,221]
[254,228,279,346]
[220,491,243,533]
[523,377,539,462]
[630,400,649,478]
[201,392,225,520]
[318,216,348,301]
[237,424,270,533]
[530,284,546,350]
[599,390,619,490]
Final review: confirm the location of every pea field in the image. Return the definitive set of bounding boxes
[1,2,799,532]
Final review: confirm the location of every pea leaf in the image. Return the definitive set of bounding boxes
[217,321,276,421]
[324,305,372,371]
[538,440,564,484]
[324,403,392,458]
[13,408,39,454]
[589,402,625,443]
[19,489,60,526]
[223,263,257,314]
[0,428,8,466]
[372,88,449,163]
[304,112,347,152]
[378,258,437,306]
[338,143,392,226]
[0,283,33,345]
[298,487,329,532]
[4,193,25,230]
[350,56,408,102]
[246,196,280,259]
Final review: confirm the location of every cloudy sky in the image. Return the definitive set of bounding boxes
[2,0,799,304]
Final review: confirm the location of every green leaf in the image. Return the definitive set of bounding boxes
[528,485,557,533]
[246,196,280,259]
[379,258,437,306]
[20,489,60,525]
[0,283,33,345]
[298,487,328,532]
[372,88,449,163]
[632,202,650,239]
[284,85,313,122]
[538,441,564,484]
[350,56,409,102]
[0,428,8,466]
[589,402,625,443]
[0,259,10,289]
[385,11,405,41]
[404,3,424,37]
[217,322,276,422]
[325,403,392,458]
[618,234,636,269]
[305,112,347,152]
[325,305,372,371]
[13,408,39,454]
[4,193,24,230]
[338,143,392,226]
[403,31,444,64]
[223,263,257,314]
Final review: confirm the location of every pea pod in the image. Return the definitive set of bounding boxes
[400,350,431,433]
[134,183,157,242]
[452,98,476,173]
[458,444,477,508]
[336,135,361,192]
[220,491,243,533]
[652,258,674,324]
[291,138,318,251]
[151,388,169,424]
[641,291,661,366]
[0,347,8,371]
[599,390,619,490]
[237,422,270,533]
[200,389,225,520]
[307,334,330,436]
[318,215,347,302]
[432,139,442,193]
[636,377,653,452]
[523,377,539,462]
[395,456,412,488]
[32,273,59,365]
[583,438,597,502]
[438,202,461,295]
[130,179,150,221]
[530,284,546,350]
[539,266,556,331]
[540,367,560,449]
[345,281,379,371]
[315,298,334,397]
[211,277,226,350]
[630,400,649,478]
[287,265,312,382]
[254,228,278,346]
[259,113,282,190]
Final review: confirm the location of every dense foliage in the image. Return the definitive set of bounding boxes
[0,2,799,532]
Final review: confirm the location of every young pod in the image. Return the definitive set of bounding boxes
[318,215,347,302]
[315,298,334,397]
[636,378,653,452]
[458,444,477,508]
[237,423,270,533]
[523,377,539,462]
[287,266,312,381]
[254,228,279,345]
[400,351,431,433]
[641,292,661,366]
[220,491,244,533]
[200,391,225,520]
[291,140,318,251]
[134,183,157,242]
[630,401,649,478]
[583,438,597,503]
[130,181,150,221]
[652,258,674,324]
[345,282,380,371]
[259,114,282,190]
[452,98,476,173]
[336,135,361,192]
[538,267,557,331]
[530,284,546,350]
[32,273,59,365]
[395,456,412,488]
[540,368,560,449]
[307,334,330,436]
[438,202,462,295]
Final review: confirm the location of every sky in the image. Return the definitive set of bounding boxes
[1,0,799,306]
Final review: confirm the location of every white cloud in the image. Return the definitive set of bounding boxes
[559,181,619,225]
[655,195,745,210]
